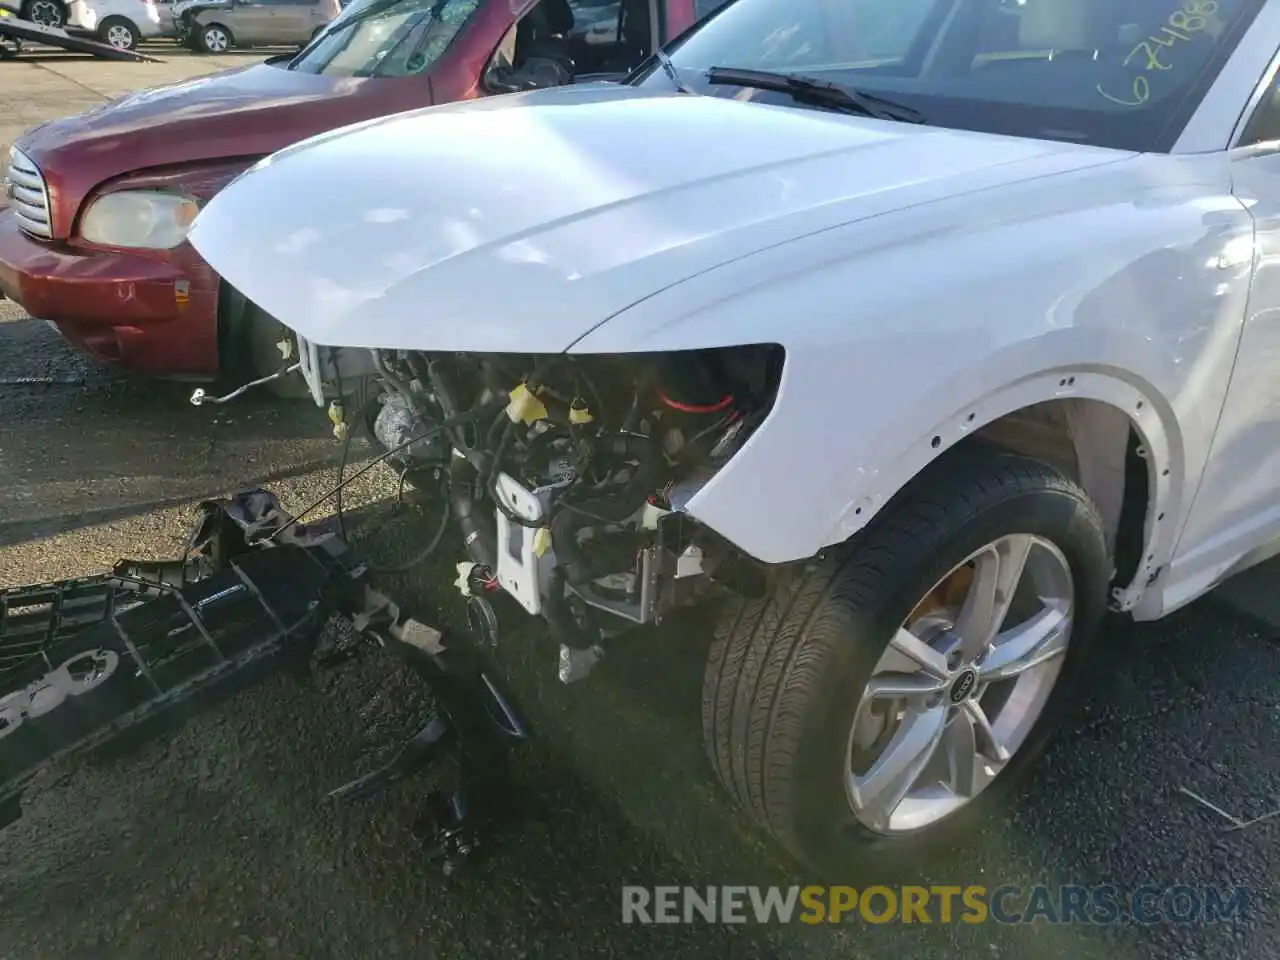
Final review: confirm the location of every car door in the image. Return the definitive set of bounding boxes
[1174,72,1280,578]
[224,0,276,42]
[264,0,318,42]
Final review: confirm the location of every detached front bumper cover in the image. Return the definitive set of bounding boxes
[0,489,528,874]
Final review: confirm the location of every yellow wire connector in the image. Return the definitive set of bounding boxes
[327,400,347,441]
[569,402,594,425]
[533,527,553,557]
[505,382,548,425]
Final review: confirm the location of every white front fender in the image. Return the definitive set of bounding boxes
[570,155,1252,572]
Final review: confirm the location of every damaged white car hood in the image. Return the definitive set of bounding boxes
[188,83,1125,354]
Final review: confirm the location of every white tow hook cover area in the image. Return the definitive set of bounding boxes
[492,472,559,615]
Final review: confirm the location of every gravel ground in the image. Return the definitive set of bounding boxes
[1,56,1279,960]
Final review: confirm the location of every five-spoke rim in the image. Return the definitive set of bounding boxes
[106,24,134,48]
[845,533,1074,835]
[205,27,228,51]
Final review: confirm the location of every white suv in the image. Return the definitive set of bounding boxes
[22,0,164,49]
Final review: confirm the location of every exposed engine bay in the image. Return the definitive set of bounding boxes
[0,345,786,868]
[317,343,785,678]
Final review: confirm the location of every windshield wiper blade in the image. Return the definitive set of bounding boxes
[399,1,452,72]
[704,66,925,124]
[655,48,693,94]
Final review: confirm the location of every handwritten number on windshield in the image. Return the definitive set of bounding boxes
[1097,0,1218,107]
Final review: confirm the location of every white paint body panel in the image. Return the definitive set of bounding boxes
[189,54,1280,622]
[190,85,1130,353]
[69,0,164,36]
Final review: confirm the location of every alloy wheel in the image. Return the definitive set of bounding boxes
[105,23,135,48]
[845,533,1075,835]
[27,0,62,27]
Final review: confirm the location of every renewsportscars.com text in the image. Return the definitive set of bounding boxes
[621,884,1248,926]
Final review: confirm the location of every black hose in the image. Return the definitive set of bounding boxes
[543,567,596,649]
[449,453,496,570]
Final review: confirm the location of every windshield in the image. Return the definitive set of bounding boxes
[640,0,1266,151]
[290,0,481,78]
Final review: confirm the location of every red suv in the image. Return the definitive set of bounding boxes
[0,0,696,384]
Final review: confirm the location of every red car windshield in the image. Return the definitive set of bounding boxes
[645,0,1266,152]
[290,0,481,77]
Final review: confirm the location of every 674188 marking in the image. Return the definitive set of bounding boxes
[1097,0,1221,107]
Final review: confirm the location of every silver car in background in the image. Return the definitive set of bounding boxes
[172,0,341,53]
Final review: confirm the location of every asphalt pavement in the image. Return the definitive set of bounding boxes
[1,46,1279,960]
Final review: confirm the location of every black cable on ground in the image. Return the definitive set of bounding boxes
[269,402,500,544]
[368,491,452,574]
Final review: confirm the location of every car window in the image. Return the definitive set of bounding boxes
[644,0,1266,152]
[289,0,480,77]
[569,0,620,42]
[563,0,658,74]
[1239,73,1280,146]
[846,0,935,60]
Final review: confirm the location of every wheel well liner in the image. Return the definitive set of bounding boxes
[966,398,1152,591]
[846,398,1156,599]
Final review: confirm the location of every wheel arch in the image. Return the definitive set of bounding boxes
[832,374,1181,612]
[202,19,233,41]
[98,14,140,38]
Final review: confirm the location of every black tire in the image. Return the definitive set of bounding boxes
[701,447,1110,877]
[20,0,64,27]
[98,16,140,51]
[199,22,232,53]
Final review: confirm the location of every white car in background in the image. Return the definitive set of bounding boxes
[189,0,1280,874]
[33,0,165,49]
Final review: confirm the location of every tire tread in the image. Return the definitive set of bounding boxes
[702,448,1106,849]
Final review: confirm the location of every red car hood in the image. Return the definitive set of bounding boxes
[18,61,409,235]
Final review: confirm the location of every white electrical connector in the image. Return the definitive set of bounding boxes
[454,562,477,597]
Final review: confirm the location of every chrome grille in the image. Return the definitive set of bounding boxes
[5,147,52,240]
